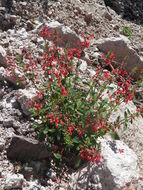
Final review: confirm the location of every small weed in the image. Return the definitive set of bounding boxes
[121,26,133,38]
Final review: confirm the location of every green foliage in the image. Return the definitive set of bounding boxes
[121,26,133,38]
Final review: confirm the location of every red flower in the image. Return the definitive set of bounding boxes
[115,99,119,105]
[119,149,124,153]
[34,102,42,112]
[67,125,75,136]
[91,125,98,132]
[77,129,86,136]
[95,153,101,164]
[85,39,90,48]
[62,86,68,96]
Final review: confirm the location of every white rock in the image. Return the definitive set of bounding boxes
[16,28,28,39]
[96,36,143,79]
[1,98,13,110]
[92,52,100,60]
[88,68,96,77]
[19,1,27,6]
[100,138,139,188]
[0,46,7,67]
[0,67,6,81]
[4,173,24,190]
[68,138,139,190]
[15,88,37,116]
[27,180,45,190]
[7,29,16,36]
[79,60,87,72]
[110,101,143,173]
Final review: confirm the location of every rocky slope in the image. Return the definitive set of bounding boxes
[0,0,143,189]
[104,0,143,25]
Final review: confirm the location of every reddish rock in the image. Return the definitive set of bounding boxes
[7,135,51,162]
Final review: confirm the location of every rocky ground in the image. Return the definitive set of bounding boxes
[104,0,143,25]
[0,0,143,189]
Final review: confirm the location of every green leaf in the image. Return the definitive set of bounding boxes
[43,128,49,134]
[57,132,61,141]
[72,137,80,144]
[16,55,22,63]
[116,116,120,123]
[127,108,131,115]
[48,128,56,133]
[75,156,82,168]
[110,131,120,140]
[123,123,127,131]
[53,153,62,160]
[108,87,114,90]
[124,111,127,120]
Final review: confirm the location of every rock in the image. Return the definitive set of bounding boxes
[110,101,143,173]
[19,1,27,7]
[68,138,139,190]
[84,12,93,23]
[1,0,13,10]
[30,160,47,174]
[3,118,13,127]
[0,67,24,87]
[0,139,5,151]
[0,66,6,81]
[7,135,51,162]
[0,6,6,13]
[104,0,143,24]
[38,21,83,50]
[91,52,101,61]
[12,121,20,129]
[0,13,17,31]
[0,46,7,67]
[37,36,45,48]
[79,60,87,72]
[21,165,34,180]
[28,180,45,190]
[104,0,124,14]
[7,29,15,36]
[15,88,37,116]
[17,28,28,40]
[96,36,143,79]
[103,11,112,21]
[46,168,57,181]
[4,173,24,190]
[0,66,26,88]
[5,67,27,87]
[9,15,19,23]
[26,20,34,31]
[1,39,9,47]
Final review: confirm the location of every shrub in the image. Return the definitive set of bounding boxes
[7,25,139,167]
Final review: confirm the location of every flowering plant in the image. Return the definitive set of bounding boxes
[7,25,139,167]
